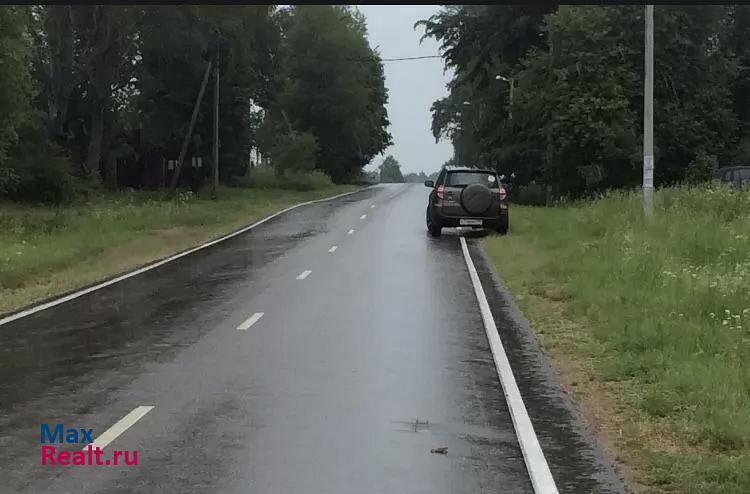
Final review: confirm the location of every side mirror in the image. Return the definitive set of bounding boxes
[424,180,434,188]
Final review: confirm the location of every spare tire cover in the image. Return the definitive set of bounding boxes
[460,183,492,215]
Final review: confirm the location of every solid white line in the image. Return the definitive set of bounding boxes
[460,237,559,494]
[328,246,338,253]
[347,229,355,235]
[237,312,264,331]
[296,270,312,280]
[0,188,371,327]
[83,406,154,451]
[360,214,367,220]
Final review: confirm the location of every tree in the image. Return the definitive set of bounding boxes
[378,155,404,183]
[137,6,280,188]
[30,6,76,143]
[404,171,428,183]
[269,132,318,176]
[264,6,391,183]
[422,5,744,197]
[0,7,33,172]
[73,6,142,183]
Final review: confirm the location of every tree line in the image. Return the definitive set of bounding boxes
[419,5,750,198]
[0,5,391,203]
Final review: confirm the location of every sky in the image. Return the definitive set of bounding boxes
[358,5,454,176]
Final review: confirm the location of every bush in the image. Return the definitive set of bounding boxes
[2,121,75,204]
[512,182,548,206]
[268,132,319,176]
[239,167,334,191]
[686,151,718,184]
[0,166,19,195]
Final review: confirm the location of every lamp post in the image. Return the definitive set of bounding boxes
[495,74,514,120]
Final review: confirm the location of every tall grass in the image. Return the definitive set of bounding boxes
[484,184,750,492]
[238,167,334,191]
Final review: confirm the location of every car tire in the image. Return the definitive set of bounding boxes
[426,208,442,237]
[496,212,509,235]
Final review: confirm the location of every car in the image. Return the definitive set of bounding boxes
[715,166,750,186]
[424,167,509,237]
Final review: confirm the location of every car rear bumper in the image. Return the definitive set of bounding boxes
[433,210,508,228]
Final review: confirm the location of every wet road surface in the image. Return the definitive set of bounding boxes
[0,184,628,493]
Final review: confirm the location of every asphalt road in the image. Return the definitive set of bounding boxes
[0,184,628,493]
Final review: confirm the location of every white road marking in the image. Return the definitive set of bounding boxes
[237,312,264,331]
[83,406,154,451]
[370,204,376,209]
[0,188,372,328]
[460,237,559,494]
[347,229,355,235]
[328,246,338,253]
[360,214,367,220]
[296,270,312,280]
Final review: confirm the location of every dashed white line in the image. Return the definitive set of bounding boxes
[360,214,367,220]
[83,406,154,451]
[328,246,338,253]
[370,204,376,209]
[296,270,312,280]
[460,237,559,494]
[347,229,355,235]
[237,312,264,331]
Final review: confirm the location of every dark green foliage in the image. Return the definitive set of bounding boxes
[0,7,33,166]
[5,119,75,204]
[685,151,718,184]
[421,5,749,197]
[264,6,391,184]
[0,5,390,200]
[269,132,318,176]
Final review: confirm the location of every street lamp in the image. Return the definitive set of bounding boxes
[495,74,513,120]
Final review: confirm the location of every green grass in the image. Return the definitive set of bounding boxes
[0,183,358,314]
[482,185,750,493]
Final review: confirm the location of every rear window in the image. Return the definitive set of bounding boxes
[446,172,499,188]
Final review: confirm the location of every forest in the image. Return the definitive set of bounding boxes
[0,5,391,203]
[420,5,750,199]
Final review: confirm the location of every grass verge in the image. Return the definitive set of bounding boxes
[482,185,750,494]
[0,184,358,315]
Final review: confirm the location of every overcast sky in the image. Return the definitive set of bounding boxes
[358,5,453,176]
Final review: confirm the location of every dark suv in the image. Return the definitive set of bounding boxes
[424,167,509,237]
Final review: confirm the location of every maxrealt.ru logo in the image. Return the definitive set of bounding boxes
[40,424,138,466]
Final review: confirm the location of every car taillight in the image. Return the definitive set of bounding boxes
[497,187,507,200]
[437,185,445,199]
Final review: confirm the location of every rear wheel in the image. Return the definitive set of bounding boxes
[426,208,442,237]
[496,212,509,235]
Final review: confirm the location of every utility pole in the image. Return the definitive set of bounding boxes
[643,5,654,218]
[508,78,514,120]
[211,34,220,200]
[168,58,212,192]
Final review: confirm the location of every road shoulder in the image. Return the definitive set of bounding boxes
[467,238,631,494]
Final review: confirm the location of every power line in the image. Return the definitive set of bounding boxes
[288,54,444,63]
[379,55,443,62]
